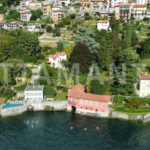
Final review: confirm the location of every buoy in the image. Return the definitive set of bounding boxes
[96,127,99,130]
[84,128,87,131]
[71,127,73,130]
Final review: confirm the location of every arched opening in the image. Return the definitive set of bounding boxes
[71,106,76,113]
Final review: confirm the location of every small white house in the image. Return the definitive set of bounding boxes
[20,9,32,22]
[20,0,31,9]
[28,1,42,10]
[48,52,67,68]
[24,85,44,103]
[97,20,110,31]
[136,74,150,97]
[27,23,42,32]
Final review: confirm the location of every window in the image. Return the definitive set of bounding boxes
[90,101,93,108]
[80,99,83,105]
[71,98,76,104]
[101,104,105,108]
[95,101,99,107]
[85,100,88,107]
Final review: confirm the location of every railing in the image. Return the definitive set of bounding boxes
[68,101,77,105]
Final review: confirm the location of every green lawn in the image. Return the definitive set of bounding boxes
[54,92,67,101]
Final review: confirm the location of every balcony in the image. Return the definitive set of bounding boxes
[68,101,77,105]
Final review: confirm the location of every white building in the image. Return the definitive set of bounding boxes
[97,20,110,31]
[20,0,31,9]
[48,52,67,68]
[59,0,71,6]
[20,9,32,22]
[132,4,147,20]
[136,74,150,97]
[24,85,44,103]
[136,0,147,4]
[27,23,42,32]
[28,1,42,10]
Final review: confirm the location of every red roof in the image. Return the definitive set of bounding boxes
[68,84,111,102]
[133,4,147,8]
[91,0,104,2]
[98,20,109,23]
[0,14,4,18]
[49,52,66,58]
[116,4,130,7]
[139,74,150,80]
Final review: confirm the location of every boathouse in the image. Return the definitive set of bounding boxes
[67,84,112,117]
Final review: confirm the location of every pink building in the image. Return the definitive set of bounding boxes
[67,84,112,117]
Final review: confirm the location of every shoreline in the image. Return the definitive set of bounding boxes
[1,101,150,123]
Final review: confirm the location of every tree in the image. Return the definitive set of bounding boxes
[69,43,92,74]
[91,80,108,95]
[31,9,43,20]
[45,85,56,98]
[57,41,64,52]
[95,29,112,71]
[111,50,140,95]
[52,28,61,37]
[84,12,92,20]
[75,25,99,53]
[6,10,20,21]
[46,25,52,33]
[126,99,142,109]
[16,32,42,62]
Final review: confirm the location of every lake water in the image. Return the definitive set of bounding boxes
[0,112,150,150]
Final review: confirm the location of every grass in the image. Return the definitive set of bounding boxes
[112,106,150,115]
[14,84,26,92]
[54,92,67,101]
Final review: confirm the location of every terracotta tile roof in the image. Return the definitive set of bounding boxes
[91,0,104,2]
[30,1,41,4]
[116,4,130,7]
[80,0,90,2]
[49,52,66,58]
[68,84,111,102]
[98,20,109,23]
[133,4,147,8]
[139,74,150,80]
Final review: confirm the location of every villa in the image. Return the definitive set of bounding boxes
[97,20,110,31]
[48,52,67,68]
[67,84,112,117]
[27,23,42,32]
[24,85,44,104]
[20,9,32,22]
[28,1,42,10]
[136,74,150,97]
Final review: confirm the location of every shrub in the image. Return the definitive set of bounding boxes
[45,85,56,98]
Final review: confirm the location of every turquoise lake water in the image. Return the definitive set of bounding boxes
[0,112,150,150]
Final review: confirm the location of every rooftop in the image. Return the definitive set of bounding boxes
[139,74,150,80]
[49,52,66,58]
[68,84,111,102]
[133,4,147,8]
[98,20,109,23]
[25,85,44,91]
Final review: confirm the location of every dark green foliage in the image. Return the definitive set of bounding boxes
[95,29,111,71]
[69,43,92,74]
[84,12,92,20]
[31,9,43,20]
[137,38,150,59]
[126,99,142,109]
[55,16,71,28]
[111,50,139,95]
[52,28,61,37]
[15,32,42,62]
[0,87,15,100]
[6,10,20,21]
[46,25,52,33]
[91,80,108,95]
[57,41,64,52]
[0,0,21,6]
[70,14,76,19]
[45,85,56,98]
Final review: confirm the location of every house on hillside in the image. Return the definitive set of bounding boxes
[28,1,42,10]
[67,84,112,117]
[51,8,65,23]
[136,74,150,97]
[24,85,44,104]
[27,23,42,32]
[47,52,67,68]
[115,4,132,21]
[97,20,110,31]
[132,4,147,20]
[8,21,22,30]
[42,1,51,16]
[20,0,31,9]
[20,9,32,22]
[80,0,91,12]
